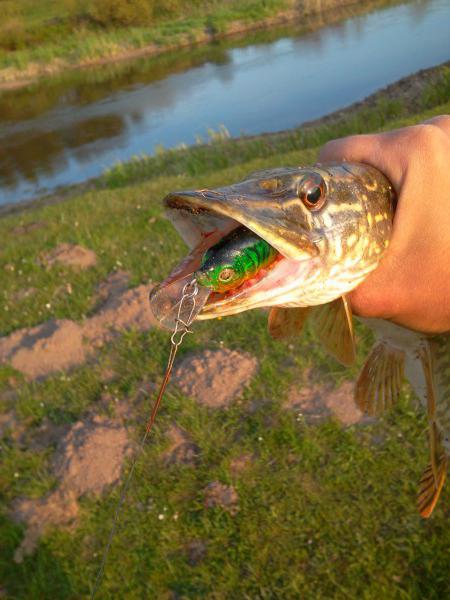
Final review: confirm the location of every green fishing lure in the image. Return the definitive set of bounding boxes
[195,226,279,293]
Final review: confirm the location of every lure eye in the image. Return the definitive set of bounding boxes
[218,268,235,283]
[298,174,326,210]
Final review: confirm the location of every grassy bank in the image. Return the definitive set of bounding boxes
[100,63,450,190]
[0,0,399,87]
[0,72,449,598]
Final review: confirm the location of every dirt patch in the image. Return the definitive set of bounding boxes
[53,416,131,495]
[99,366,117,384]
[43,243,97,269]
[204,481,239,515]
[0,319,87,380]
[162,425,200,466]
[285,380,370,426]
[324,381,372,426]
[85,282,155,348]
[12,489,79,563]
[229,453,253,476]
[25,418,71,451]
[173,348,258,408]
[12,222,46,235]
[185,539,207,566]
[0,411,20,439]
[93,270,130,309]
[0,274,156,379]
[11,287,37,302]
[0,388,18,403]
[11,416,131,562]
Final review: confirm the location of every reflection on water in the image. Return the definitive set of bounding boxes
[0,0,449,206]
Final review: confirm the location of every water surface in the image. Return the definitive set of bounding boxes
[0,0,449,206]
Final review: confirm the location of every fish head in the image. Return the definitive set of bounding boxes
[162,163,394,319]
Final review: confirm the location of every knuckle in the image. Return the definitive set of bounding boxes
[406,123,445,149]
[423,114,450,129]
[319,139,342,159]
[319,135,359,160]
[349,263,407,321]
[349,284,384,319]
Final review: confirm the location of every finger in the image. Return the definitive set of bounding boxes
[318,132,405,191]
[348,249,403,321]
[423,114,450,137]
[318,133,385,164]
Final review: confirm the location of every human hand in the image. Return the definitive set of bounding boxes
[318,116,450,333]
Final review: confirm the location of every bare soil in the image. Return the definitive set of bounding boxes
[11,415,131,562]
[0,411,21,440]
[285,379,371,426]
[0,272,156,379]
[0,319,87,380]
[229,453,254,476]
[204,481,239,515]
[12,221,46,235]
[173,348,258,408]
[42,243,97,270]
[185,539,208,566]
[162,425,201,466]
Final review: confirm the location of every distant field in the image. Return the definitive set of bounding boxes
[0,70,449,598]
[0,0,399,87]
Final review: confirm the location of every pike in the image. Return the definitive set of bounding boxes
[153,163,449,518]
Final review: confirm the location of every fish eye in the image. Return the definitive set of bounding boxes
[219,268,235,282]
[298,174,326,210]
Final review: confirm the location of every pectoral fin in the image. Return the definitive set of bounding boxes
[268,307,311,340]
[310,296,356,366]
[355,342,405,416]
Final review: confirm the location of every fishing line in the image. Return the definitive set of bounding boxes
[90,279,200,599]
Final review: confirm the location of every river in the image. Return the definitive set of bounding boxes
[0,0,449,207]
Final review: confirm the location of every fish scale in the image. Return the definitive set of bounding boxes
[157,162,449,517]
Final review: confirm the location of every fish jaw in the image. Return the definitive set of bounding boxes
[162,164,394,318]
[164,186,320,261]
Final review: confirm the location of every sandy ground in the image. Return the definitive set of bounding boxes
[0,248,156,380]
[1,238,376,559]
[11,415,132,562]
[173,348,259,408]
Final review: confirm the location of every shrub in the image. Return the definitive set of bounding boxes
[86,0,153,27]
[0,17,26,51]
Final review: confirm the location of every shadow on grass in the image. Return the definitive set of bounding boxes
[0,516,75,599]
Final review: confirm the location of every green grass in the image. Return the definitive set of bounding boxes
[0,0,401,85]
[101,65,450,188]
[0,75,450,598]
[0,0,290,82]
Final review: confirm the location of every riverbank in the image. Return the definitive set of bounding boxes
[0,0,400,89]
[0,63,449,598]
[2,60,448,218]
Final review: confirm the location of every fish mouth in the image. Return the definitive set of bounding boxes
[164,188,319,260]
[161,188,321,319]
